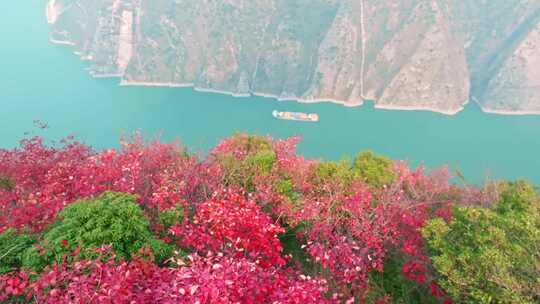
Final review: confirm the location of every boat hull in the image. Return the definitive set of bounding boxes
[272,110,319,122]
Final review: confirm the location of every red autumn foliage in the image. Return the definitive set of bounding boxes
[170,190,286,268]
[0,134,464,303]
[0,272,29,301]
[6,247,328,304]
[0,134,203,232]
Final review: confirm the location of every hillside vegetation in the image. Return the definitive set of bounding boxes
[1,134,538,303]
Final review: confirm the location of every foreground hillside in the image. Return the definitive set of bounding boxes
[47,0,540,114]
[1,134,538,303]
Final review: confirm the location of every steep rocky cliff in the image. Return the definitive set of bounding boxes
[46,0,540,115]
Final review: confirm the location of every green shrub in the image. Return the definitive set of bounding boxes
[495,181,539,215]
[230,133,272,155]
[367,254,437,304]
[352,151,395,188]
[217,135,289,194]
[311,160,356,191]
[422,182,540,303]
[0,229,35,274]
[244,150,276,175]
[279,224,316,274]
[157,204,185,235]
[0,175,15,191]
[23,192,173,271]
[219,149,277,193]
[310,152,395,193]
[275,178,301,203]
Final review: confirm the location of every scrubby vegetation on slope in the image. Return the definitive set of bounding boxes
[0,134,538,303]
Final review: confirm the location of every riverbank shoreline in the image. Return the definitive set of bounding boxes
[81,72,540,117]
[117,81,540,117]
[374,104,463,116]
[120,80,365,107]
[469,96,540,116]
[120,80,480,114]
[480,108,540,116]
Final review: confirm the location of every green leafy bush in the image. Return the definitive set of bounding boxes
[422,181,540,303]
[230,133,272,154]
[244,150,276,174]
[314,160,354,181]
[23,192,173,271]
[218,147,276,192]
[495,181,539,215]
[275,178,301,203]
[367,254,438,304]
[0,175,15,191]
[352,151,395,188]
[309,151,395,193]
[279,225,315,273]
[310,160,356,193]
[0,229,35,274]
[157,204,185,230]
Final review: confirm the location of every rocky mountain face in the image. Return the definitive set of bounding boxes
[46,0,540,115]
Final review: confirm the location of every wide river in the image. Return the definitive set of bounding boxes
[2,1,540,184]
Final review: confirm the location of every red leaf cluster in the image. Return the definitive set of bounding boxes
[0,135,201,232]
[8,248,328,304]
[171,190,286,268]
[0,134,464,303]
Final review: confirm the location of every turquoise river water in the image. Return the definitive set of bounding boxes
[1,1,540,184]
